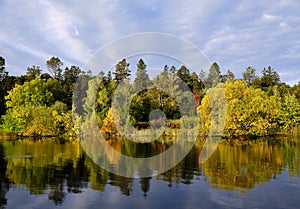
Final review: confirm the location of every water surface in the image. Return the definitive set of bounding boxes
[0,137,299,209]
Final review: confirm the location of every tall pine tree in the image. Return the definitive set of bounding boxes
[113,59,130,83]
[133,59,151,91]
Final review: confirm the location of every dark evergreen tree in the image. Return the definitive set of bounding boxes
[205,62,221,88]
[169,65,176,75]
[106,71,112,83]
[63,65,83,108]
[0,57,5,80]
[176,65,191,85]
[261,66,280,87]
[113,59,130,83]
[0,56,7,116]
[133,59,151,91]
[189,72,201,91]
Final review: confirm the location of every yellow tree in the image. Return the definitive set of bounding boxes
[100,107,120,137]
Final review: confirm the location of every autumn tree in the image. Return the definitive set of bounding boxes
[1,77,74,136]
[100,107,119,137]
[198,80,282,137]
[279,93,300,131]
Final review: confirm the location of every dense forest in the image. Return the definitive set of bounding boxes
[0,56,300,139]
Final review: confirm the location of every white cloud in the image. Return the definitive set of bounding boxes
[0,0,113,73]
[0,0,299,84]
[279,22,291,30]
[262,13,280,22]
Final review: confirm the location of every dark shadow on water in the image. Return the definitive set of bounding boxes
[0,144,9,209]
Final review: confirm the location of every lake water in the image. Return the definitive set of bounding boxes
[0,137,299,209]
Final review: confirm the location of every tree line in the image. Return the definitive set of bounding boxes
[0,55,300,138]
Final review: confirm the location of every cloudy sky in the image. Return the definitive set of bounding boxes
[1,0,299,84]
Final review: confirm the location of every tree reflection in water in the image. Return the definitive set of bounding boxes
[0,144,9,209]
[0,137,299,206]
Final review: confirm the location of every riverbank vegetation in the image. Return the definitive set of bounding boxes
[0,56,299,139]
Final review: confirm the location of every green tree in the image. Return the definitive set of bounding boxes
[46,78,68,105]
[130,59,152,123]
[222,70,235,82]
[0,56,6,80]
[26,66,42,81]
[291,82,300,102]
[22,106,56,136]
[63,65,83,108]
[5,77,53,108]
[72,71,93,118]
[0,56,8,116]
[279,94,300,131]
[46,57,63,79]
[152,70,184,119]
[130,92,152,123]
[133,59,151,91]
[204,62,221,88]
[41,73,52,80]
[1,77,53,135]
[111,78,132,127]
[227,70,235,81]
[199,70,206,82]
[176,65,191,87]
[106,71,112,82]
[170,65,176,75]
[0,75,23,117]
[83,76,101,122]
[95,77,116,127]
[251,76,261,88]
[113,59,130,83]
[1,77,75,136]
[261,66,280,87]
[278,83,291,98]
[243,66,256,84]
[189,72,203,91]
[0,109,23,133]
